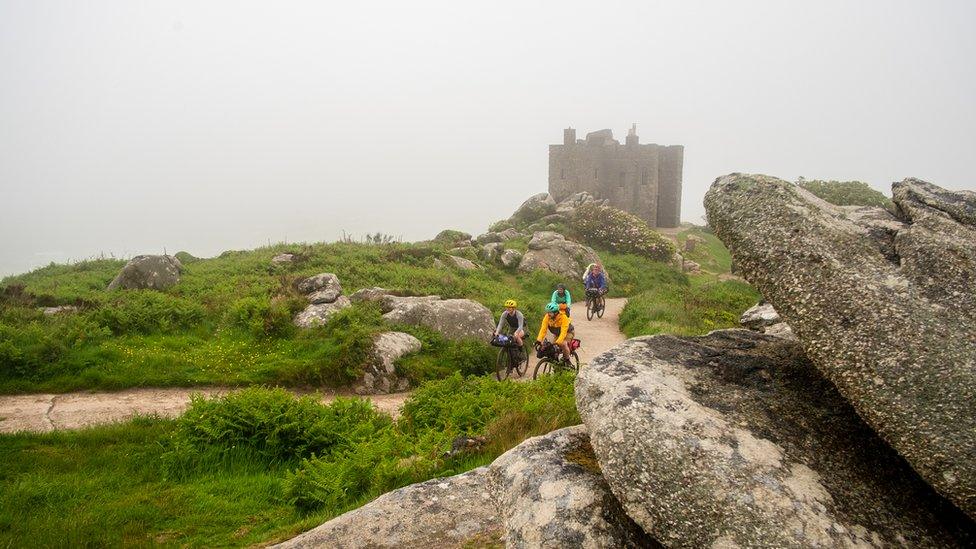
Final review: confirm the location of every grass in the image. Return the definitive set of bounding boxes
[618,276,760,338]
[0,376,579,547]
[673,225,733,274]
[0,242,573,393]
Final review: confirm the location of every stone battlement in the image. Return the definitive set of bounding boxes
[548,125,683,228]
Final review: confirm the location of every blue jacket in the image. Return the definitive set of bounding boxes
[585,272,607,289]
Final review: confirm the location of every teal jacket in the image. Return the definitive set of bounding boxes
[551,289,572,308]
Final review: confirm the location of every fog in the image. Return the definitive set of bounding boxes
[2,0,974,276]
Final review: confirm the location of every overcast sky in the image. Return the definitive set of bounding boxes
[2,1,974,276]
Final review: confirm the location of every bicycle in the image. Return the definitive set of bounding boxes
[532,339,581,379]
[491,334,529,381]
[585,288,606,321]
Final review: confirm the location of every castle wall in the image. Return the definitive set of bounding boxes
[548,130,682,228]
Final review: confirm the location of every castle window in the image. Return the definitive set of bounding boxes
[593,169,598,181]
[641,169,648,185]
[618,171,625,187]
[560,168,565,180]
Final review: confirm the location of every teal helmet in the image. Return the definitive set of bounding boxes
[545,303,559,313]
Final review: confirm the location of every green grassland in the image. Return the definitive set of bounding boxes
[1,234,757,393]
[0,377,579,547]
[0,226,761,547]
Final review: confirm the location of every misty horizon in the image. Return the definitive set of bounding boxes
[2,1,975,277]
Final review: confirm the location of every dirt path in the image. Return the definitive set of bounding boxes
[508,297,628,380]
[0,299,629,434]
[0,387,411,434]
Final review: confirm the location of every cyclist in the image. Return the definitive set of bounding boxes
[551,283,572,318]
[493,299,526,348]
[584,262,609,296]
[535,302,575,363]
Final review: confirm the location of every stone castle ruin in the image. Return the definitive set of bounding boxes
[548,125,683,228]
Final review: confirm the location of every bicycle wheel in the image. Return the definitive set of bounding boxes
[516,342,529,377]
[597,296,605,318]
[496,348,514,381]
[533,358,555,379]
[586,296,595,320]
[570,351,580,371]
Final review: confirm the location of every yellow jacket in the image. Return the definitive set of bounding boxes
[537,312,572,344]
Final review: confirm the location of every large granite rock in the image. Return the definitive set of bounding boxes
[512,193,556,223]
[383,298,493,341]
[349,286,390,304]
[500,249,522,268]
[555,191,607,215]
[275,467,500,548]
[576,330,976,547]
[297,273,342,304]
[380,295,441,314]
[355,332,420,395]
[433,255,480,271]
[518,231,601,280]
[293,296,352,328]
[107,255,182,291]
[276,426,658,548]
[739,303,781,330]
[705,174,976,518]
[487,426,657,548]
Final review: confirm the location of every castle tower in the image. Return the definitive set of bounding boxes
[548,125,683,228]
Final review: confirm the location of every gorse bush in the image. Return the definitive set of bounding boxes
[571,203,675,261]
[797,178,893,208]
[93,291,205,335]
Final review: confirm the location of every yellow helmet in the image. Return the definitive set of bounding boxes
[504,299,517,308]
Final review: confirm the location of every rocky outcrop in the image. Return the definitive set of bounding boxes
[277,426,658,548]
[739,302,795,340]
[380,295,441,314]
[383,298,493,341]
[293,273,351,327]
[275,467,500,548]
[293,297,351,328]
[576,330,976,547]
[41,305,78,316]
[297,273,343,304]
[433,255,480,271]
[349,287,389,303]
[271,253,295,265]
[511,193,556,223]
[739,302,781,330]
[518,231,600,280]
[355,332,420,395]
[554,191,607,216]
[487,426,657,548]
[478,242,503,263]
[107,255,182,291]
[705,174,976,518]
[499,249,522,268]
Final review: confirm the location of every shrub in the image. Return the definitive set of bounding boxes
[285,305,386,385]
[92,291,205,335]
[225,295,304,338]
[0,314,109,380]
[797,178,893,208]
[393,327,496,383]
[571,203,675,261]
[164,388,392,469]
